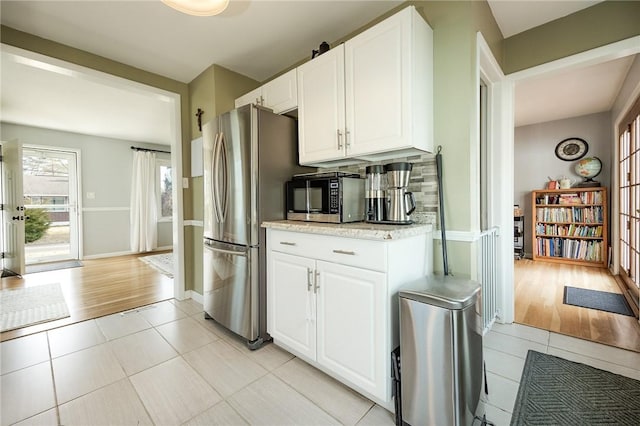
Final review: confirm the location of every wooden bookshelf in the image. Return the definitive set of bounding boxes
[531,187,608,267]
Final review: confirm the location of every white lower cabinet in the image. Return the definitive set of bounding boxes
[268,252,316,360]
[315,260,386,399]
[266,228,432,409]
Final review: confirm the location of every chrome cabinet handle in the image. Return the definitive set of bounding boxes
[345,129,351,148]
[314,271,320,293]
[337,129,343,149]
[333,249,355,255]
[279,241,296,246]
[307,268,313,291]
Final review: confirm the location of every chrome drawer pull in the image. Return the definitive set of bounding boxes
[333,249,355,255]
[280,241,296,246]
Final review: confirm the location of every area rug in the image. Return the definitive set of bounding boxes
[563,286,633,316]
[0,283,70,332]
[139,252,173,278]
[511,350,640,425]
[25,260,83,274]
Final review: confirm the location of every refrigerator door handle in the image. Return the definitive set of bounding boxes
[213,132,226,223]
[215,131,229,222]
[211,132,221,223]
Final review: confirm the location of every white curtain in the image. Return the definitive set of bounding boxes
[130,151,158,252]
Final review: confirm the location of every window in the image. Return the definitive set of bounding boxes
[157,159,172,220]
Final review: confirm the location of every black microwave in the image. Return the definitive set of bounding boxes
[285,172,365,223]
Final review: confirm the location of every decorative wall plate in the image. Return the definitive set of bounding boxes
[555,137,588,161]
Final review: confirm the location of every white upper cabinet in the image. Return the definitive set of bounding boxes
[234,69,298,114]
[234,87,262,110]
[262,69,298,114]
[297,45,346,164]
[297,6,433,167]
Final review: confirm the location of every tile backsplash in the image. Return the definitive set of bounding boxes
[321,153,439,225]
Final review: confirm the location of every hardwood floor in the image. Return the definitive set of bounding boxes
[514,258,640,352]
[1,253,173,342]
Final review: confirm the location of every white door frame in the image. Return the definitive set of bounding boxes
[2,45,186,300]
[477,33,515,323]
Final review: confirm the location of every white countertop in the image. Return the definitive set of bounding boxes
[262,220,432,241]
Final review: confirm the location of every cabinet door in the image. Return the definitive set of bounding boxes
[267,252,316,360]
[315,260,386,400]
[235,87,262,109]
[262,69,297,114]
[297,45,346,164]
[344,8,410,156]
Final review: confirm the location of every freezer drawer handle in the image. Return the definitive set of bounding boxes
[204,245,245,256]
[333,249,355,256]
[279,241,297,246]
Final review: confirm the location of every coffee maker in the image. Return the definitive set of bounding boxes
[365,165,386,222]
[384,162,415,224]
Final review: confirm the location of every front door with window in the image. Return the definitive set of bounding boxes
[23,147,80,265]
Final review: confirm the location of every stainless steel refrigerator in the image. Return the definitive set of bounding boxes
[202,104,310,349]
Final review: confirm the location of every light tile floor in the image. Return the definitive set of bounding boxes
[2,299,639,426]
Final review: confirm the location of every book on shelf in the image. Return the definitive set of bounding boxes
[536,237,602,262]
[536,190,603,206]
[535,206,603,223]
[558,193,581,205]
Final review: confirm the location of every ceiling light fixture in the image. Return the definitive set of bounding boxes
[162,0,229,16]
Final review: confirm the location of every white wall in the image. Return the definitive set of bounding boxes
[612,55,640,125]
[514,112,612,256]
[0,122,173,257]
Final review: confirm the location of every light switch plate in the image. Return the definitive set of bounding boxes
[86,192,95,199]
[182,177,189,189]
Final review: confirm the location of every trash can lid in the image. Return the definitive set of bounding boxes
[399,275,480,310]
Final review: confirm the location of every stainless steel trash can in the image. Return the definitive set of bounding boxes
[399,275,482,426]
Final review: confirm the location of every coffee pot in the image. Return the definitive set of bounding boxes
[384,162,415,224]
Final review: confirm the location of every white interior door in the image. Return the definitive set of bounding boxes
[2,139,25,275]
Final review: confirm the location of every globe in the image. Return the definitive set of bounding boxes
[575,157,602,181]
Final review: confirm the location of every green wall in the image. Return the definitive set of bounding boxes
[503,0,640,73]
[186,64,259,294]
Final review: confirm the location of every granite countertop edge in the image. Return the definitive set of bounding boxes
[261,220,433,241]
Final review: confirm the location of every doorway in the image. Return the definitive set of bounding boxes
[23,146,81,265]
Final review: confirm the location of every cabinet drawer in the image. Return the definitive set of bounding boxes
[268,229,386,272]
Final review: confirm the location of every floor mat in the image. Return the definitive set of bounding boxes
[511,350,640,425]
[25,260,83,275]
[139,252,173,278]
[0,283,70,332]
[563,286,633,316]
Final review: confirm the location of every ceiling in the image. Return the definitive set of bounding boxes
[0,0,635,144]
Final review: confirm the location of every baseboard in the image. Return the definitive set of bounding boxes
[83,247,173,260]
[186,290,203,304]
[83,250,133,260]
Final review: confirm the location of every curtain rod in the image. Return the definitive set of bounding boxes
[130,146,170,154]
